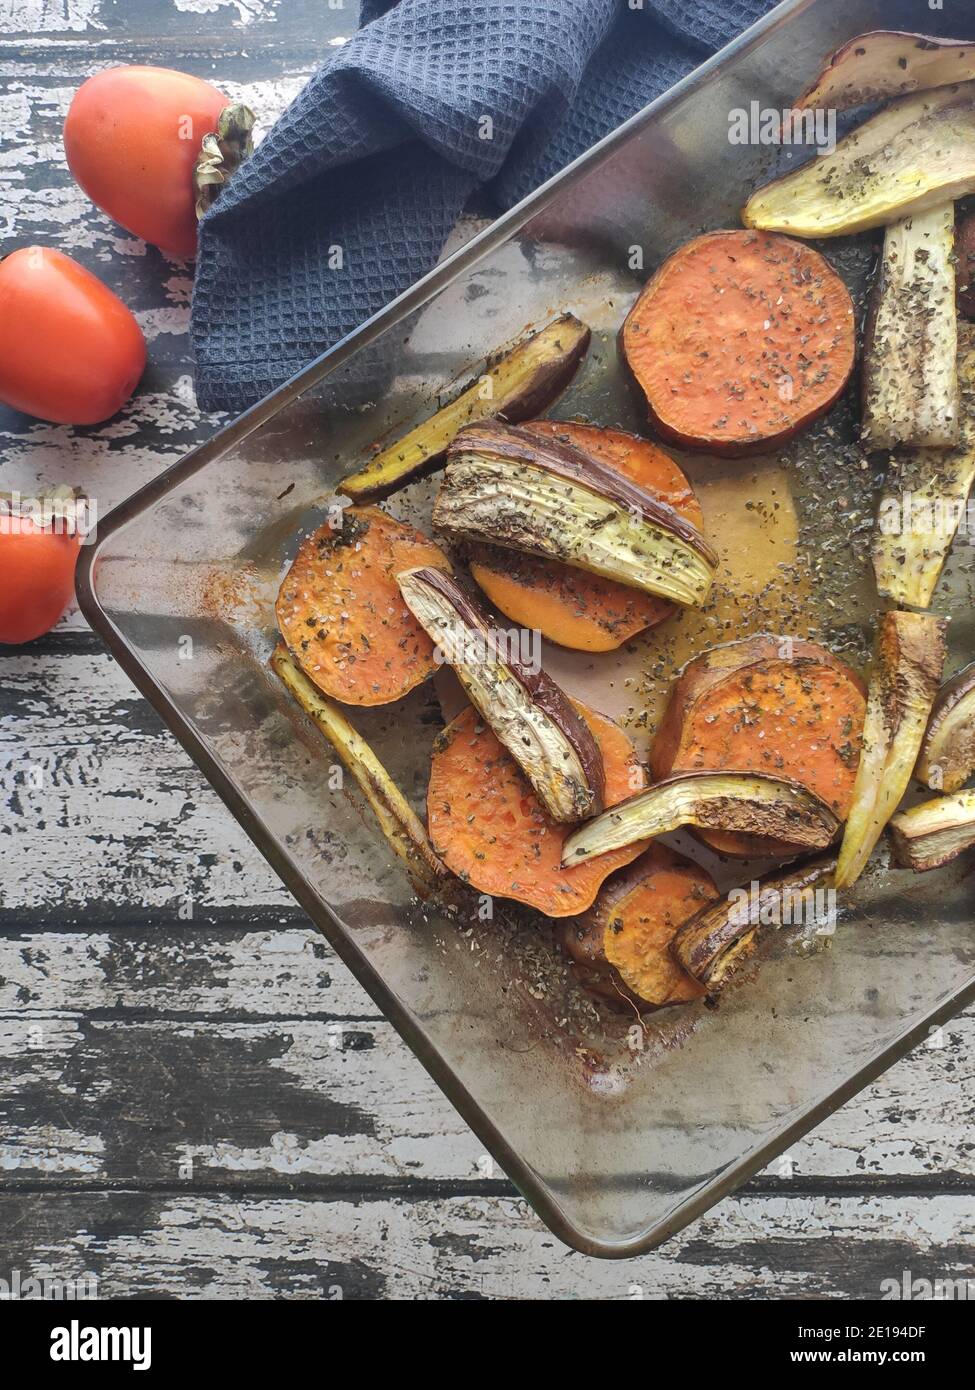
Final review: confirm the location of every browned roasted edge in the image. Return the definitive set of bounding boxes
[888,809,975,873]
[672,854,838,988]
[341,315,591,503]
[922,658,975,749]
[563,770,841,866]
[617,231,855,459]
[794,30,975,111]
[446,419,719,566]
[406,565,606,814]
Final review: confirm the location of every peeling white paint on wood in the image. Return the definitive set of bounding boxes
[1,0,106,33]
[3,1193,973,1299]
[174,0,281,28]
[2,933,974,1185]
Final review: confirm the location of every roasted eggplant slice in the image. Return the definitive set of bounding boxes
[560,771,840,868]
[862,204,959,450]
[338,315,591,502]
[743,83,975,238]
[271,645,446,893]
[396,566,604,822]
[793,31,975,113]
[434,420,718,608]
[671,856,837,997]
[916,661,975,793]
[873,322,975,607]
[835,612,946,889]
[888,790,975,872]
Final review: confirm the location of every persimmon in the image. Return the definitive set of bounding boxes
[64,65,231,258]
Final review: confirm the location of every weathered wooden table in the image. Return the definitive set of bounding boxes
[1,0,973,1300]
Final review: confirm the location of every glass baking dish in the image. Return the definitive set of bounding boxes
[77,0,975,1257]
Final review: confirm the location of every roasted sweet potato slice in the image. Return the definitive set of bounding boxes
[620,231,855,457]
[276,505,451,707]
[559,845,717,1010]
[427,701,648,917]
[650,635,866,857]
[467,421,704,652]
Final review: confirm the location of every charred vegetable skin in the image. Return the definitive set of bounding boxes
[275,505,451,707]
[271,645,446,893]
[793,31,975,113]
[672,856,837,997]
[396,566,604,822]
[620,231,856,457]
[873,322,975,608]
[836,612,947,889]
[957,211,975,319]
[561,771,840,868]
[862,204,959,451]
[916,661,975,793]
[743,83,975,238]
[468,421,704,653]
[559,845,717,1010]
[888,791,975,872]
[338,315,590,502]
[650,635,866,858]
[434,420,717,608]
[427,702,648,918]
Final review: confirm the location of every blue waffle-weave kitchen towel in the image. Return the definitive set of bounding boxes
[191,0,779,413]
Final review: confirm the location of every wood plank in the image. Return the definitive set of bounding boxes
[0,651,290,911]
[1,1191,972,1298]
[1,928,973,1186]
[0,0,356,47]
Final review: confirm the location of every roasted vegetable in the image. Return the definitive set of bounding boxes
[862,204,959,451]
[468,421,704,652]
[619,231,855,456]
[271,645,446,893]
[793,31,975,113]
[338,315,590,502]
[650,635,866,858]
[743,83,975,238]
[873,322,975,607]
[559,845,718,1010]
[916,661,975,793]
[276,505,451,707]
[396,566,603,822]
[672,856,837,997]
[835,612,946,889]
[427,702,647,917]
[434,420,717,608]
[957,210,975,319]
[888,790,975,872]
[561,771,840,868]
